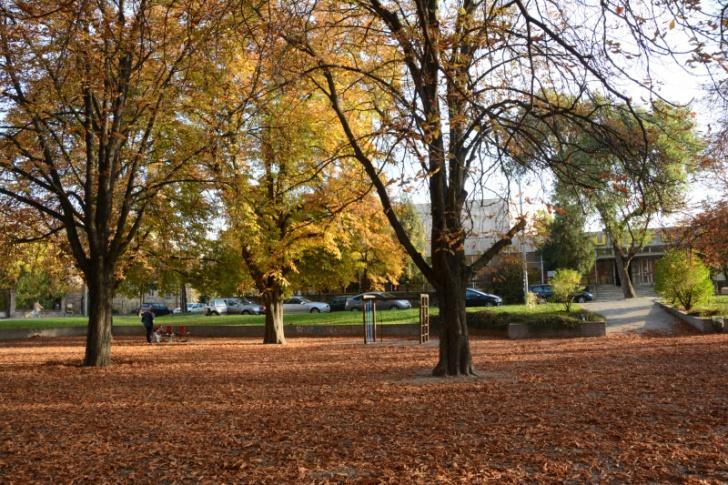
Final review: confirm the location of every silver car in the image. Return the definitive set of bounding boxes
[206,298,264,315]
[173,302,206,314]
[282,297,330,313]
[345,292,412,311]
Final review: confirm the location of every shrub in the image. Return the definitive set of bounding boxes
[477,254,526,304]
[655,250,714,311]
[550,269,583,312]
[526,291,539,308]
[460,309,601,332]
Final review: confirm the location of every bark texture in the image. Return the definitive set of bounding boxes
[83,270,114,367]
[432,273,473,376]
[614,249,637,299]
[263,289,286,344]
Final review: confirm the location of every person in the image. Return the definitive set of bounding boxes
[32,301,43,318]
[141,308,155,344]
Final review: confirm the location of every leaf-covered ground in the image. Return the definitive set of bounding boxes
[1,333,726,483]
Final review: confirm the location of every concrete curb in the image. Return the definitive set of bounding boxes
[655,301,722,333]
[507,321,606,339]
[0,323,422,341]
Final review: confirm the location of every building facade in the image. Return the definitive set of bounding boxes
[586,228,674,294]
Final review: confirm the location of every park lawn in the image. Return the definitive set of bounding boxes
[691,295,728,317]
[0,303,586,329]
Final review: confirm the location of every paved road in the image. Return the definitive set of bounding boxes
[582,297,678,335]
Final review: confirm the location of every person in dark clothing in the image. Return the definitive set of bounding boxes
[141,309,155,343]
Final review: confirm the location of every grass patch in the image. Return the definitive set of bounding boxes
[0,309,425,329]
[0,302,601,332]
[686,295,728,318]
[453,303,600,332]
[0,304,569,330]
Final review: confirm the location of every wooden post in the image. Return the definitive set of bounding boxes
[420,294,430,343]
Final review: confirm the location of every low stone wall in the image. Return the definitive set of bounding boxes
[656,302,722,333]
[0,327,87,340]
[0,323,422,341]
[507,321,606,339]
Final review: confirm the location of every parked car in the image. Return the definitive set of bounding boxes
[345,292,413,311]
[173,302,206,314]
[529,284,593,303]
[206,298,265,315]
[329,296,349,312]
[465,288,502,307]
[282,297,330,313]
[136,302,172,316]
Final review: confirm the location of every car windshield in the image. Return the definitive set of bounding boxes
[297,298,311,304]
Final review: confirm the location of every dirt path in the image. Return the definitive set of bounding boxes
[582,297,681,335]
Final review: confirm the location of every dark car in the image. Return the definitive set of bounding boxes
[529,284,593,303]
[345,292,412,311]
[465,288,502,307]
[136,302,172,316]
[329,296,349,312]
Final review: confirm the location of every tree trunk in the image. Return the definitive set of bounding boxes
[83,269,114,367]
[263,288,286,344]
[179,281,188,313]
[8,287,16,318]
[614,253,636,299]
[432,269,473,376]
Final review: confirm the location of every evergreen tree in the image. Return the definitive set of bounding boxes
[541,189,595,276]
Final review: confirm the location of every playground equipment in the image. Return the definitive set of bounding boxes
[363,294,377,343]
[419,294,430,343]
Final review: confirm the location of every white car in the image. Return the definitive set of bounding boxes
[173,302,206,314]
[206,298,265,315]
[282,297,330,313]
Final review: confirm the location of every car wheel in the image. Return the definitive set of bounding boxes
[350,307,358,312]
[576,296,585,303]
[484,302,493,307]
[242,310,251,315]
[310,308,320,313]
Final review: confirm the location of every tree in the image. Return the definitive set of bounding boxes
[540,190,595,276]
[553,102,702,298]
[551,269,582,313]
[202,40,370,343]
[292,194,408,293]
[264,1,712,375]
[0,1,222,365]
[655,250,714,311]
[679,202,728,283]
[476,254,526,305]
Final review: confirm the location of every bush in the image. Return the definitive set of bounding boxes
[655,250,714,311]
[461,309,600,332]
[550,269,583,312]
[477,254,527,304]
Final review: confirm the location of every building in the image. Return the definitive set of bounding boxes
[586,228,674,295]
[412,199,545,285]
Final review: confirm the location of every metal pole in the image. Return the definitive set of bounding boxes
[518,179,529,304]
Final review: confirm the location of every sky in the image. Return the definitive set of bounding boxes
[398,12,724,232]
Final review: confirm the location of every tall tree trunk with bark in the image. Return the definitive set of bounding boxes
[179,281,188,314]
[263,287,285,344]
[7,287,16,318]
[614,249,636,299]
[83,267,115,366]
[432,260,472,376]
